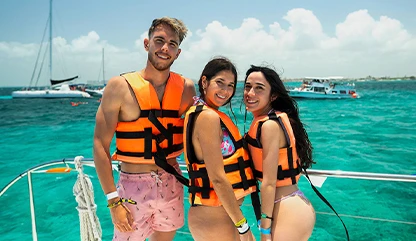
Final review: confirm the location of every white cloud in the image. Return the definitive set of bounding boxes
[0,42,38,58]
[1,8,415,87]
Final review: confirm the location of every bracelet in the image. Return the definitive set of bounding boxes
[261,213,274,220]
[257,220,271,235]
[260,227,271,235]
[107,198,122,208]
[237,221,250,234]
[107,198,137,208]
[106,191,119,200]
[234,217,247,227]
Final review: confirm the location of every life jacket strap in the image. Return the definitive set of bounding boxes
[116,127,183,139]
[153,143,189,186]
[147,109,189,187]
[254,162,301,182]
[139,109,179,118]
[144,128,153,159]
[244,134,261,148]
[115,144,183,158]
[303,167,350,240]
[148,110,173,142]
[189,159,253,177]
[188,165,258,202]
[242,138,262,221]
[188,164,197,206]
[188,179,258,193]
[274,115,291,147]
[237,156,249,190]
[286,147,297,184]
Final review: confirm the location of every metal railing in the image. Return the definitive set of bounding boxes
[1,157,415,241]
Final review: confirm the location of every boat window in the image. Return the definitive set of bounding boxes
[314,87,325,92]
[332,91,338,94]
[340,90,346,94]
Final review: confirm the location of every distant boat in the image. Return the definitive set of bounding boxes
[12,84,91,98]
[288,77,358,99]
[85,48,106,97]
[84,87,104,97]
[12,0,90,99]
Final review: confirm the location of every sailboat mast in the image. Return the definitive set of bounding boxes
[49,0,53,82]
[102,48,105,85]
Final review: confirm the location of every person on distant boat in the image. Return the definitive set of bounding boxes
[93,17,195,241]
[183,57,257,241]
[243,65,316,241]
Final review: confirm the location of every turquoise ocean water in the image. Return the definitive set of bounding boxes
[0,81,415,241]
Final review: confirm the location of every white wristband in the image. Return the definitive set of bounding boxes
[237,221,250,234]
[106,191,119,200]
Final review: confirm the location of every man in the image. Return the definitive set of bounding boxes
[93,17,196,241]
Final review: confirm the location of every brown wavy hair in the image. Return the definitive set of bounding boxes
[148,17,188,44]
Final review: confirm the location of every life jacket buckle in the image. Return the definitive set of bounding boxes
[154,134,165,144]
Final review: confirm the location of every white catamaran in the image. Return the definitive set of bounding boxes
[12,0,90,99]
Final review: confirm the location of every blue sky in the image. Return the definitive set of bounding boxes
[1,0,415,87]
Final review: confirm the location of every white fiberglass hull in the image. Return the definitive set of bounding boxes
[12,90,91,98]
[289,90,357,99]
[85,89,103,97]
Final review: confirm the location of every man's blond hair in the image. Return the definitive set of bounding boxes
[148,17,188,44]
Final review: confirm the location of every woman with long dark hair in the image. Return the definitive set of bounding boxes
[244,65,315,241]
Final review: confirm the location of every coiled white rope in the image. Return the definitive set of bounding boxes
[73,156,102,241]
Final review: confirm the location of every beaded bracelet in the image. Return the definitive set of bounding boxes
[107,198,137,208]
[235,217,247,227]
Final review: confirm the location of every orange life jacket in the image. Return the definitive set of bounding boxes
[184,104,258,206]
[245,111,302,187]
[247,113,350,239]
[112,71,185,164]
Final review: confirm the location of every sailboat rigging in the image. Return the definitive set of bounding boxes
[85,48,106,97]
[12,0,90,98]
[100,47,105,86]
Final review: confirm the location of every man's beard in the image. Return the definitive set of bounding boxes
[148,52,175,71]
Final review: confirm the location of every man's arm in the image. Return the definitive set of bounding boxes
[93,76,125,196]
[94,76,137,232]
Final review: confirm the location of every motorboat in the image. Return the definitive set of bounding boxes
[289,77,358,99]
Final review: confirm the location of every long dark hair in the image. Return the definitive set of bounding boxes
[244,65,314,169]
[198,56,238,106]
